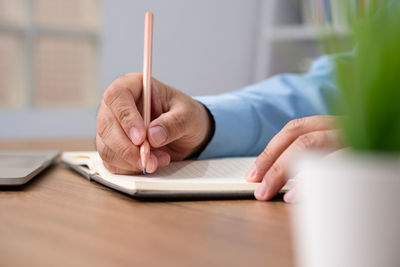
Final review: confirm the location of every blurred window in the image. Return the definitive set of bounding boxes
[0,0,99,109]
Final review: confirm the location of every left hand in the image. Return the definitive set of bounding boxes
[245,115,342,203]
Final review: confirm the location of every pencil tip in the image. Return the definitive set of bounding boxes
[143,168,146,175]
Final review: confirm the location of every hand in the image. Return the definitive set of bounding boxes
[245,115,342,203]
[96,73,212,174]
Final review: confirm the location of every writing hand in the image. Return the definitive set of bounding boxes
[96,73,212,174]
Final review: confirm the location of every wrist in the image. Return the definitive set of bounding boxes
[187,101,215,159]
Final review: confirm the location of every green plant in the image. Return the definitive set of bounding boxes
[335,1,400,151]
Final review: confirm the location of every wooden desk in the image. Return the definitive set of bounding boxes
[0,139,294,267]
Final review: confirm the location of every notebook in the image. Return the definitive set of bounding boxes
[62,151,293,199]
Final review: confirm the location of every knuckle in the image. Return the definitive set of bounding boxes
[296,133,316,148]
[169,111,185,133]
[118,145,135,162]
[259,148,275,166]
[285,118,306,133]
[103,79,123,107]
[116,106,133,126]
[103,88,116,107]
[97,113,113,138]
[270,161,284,178]
[97,115,114,137]
[98,143,116,163]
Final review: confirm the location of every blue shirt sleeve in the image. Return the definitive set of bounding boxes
[194,53,350,159]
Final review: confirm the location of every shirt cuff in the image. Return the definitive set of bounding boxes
[193,94,259,159]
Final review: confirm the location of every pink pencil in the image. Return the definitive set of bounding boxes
[140,12,153,174]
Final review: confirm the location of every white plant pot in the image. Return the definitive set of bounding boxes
[292,151,400,267]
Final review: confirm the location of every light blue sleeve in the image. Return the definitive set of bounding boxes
[194,53,350,159]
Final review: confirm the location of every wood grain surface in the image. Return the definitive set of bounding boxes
[0,139,294,267]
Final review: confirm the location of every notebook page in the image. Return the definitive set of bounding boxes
[88,153,257,188]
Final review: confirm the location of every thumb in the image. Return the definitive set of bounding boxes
[147,108,186,148]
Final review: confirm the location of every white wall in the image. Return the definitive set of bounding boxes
[0,0,261,139]
[101,0,261,96]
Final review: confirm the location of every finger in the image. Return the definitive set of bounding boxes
[103,161,139,175]
[96,134,141,171]
[255,129,340,201]
[138,153,159,174]
[246,115,336,182]
[97,104,143,171]
[100,147,159,175]
[283,188,297,203]
[152,150,171,168]
[147,101,187,148]
[98,135,159,174]
[103,74,146,146]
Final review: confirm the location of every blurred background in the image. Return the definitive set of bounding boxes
[0,0,350,139]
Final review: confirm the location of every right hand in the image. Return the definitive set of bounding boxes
[96,73,212,174]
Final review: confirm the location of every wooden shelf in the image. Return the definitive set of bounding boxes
[0,22,99,39]
[254,0,353,82]
[265,25,350,41]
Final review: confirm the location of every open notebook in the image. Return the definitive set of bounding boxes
[62,151,293,199]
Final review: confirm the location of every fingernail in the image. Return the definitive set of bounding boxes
[246,164,257,181]
[156,153,170,167]
[284,189,296,203]
[146,156,157,173]
[129,127,142,145]
[254,180,267,199]
[149,126,167,146]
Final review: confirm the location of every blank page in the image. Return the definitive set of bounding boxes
[90,152,256,184]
